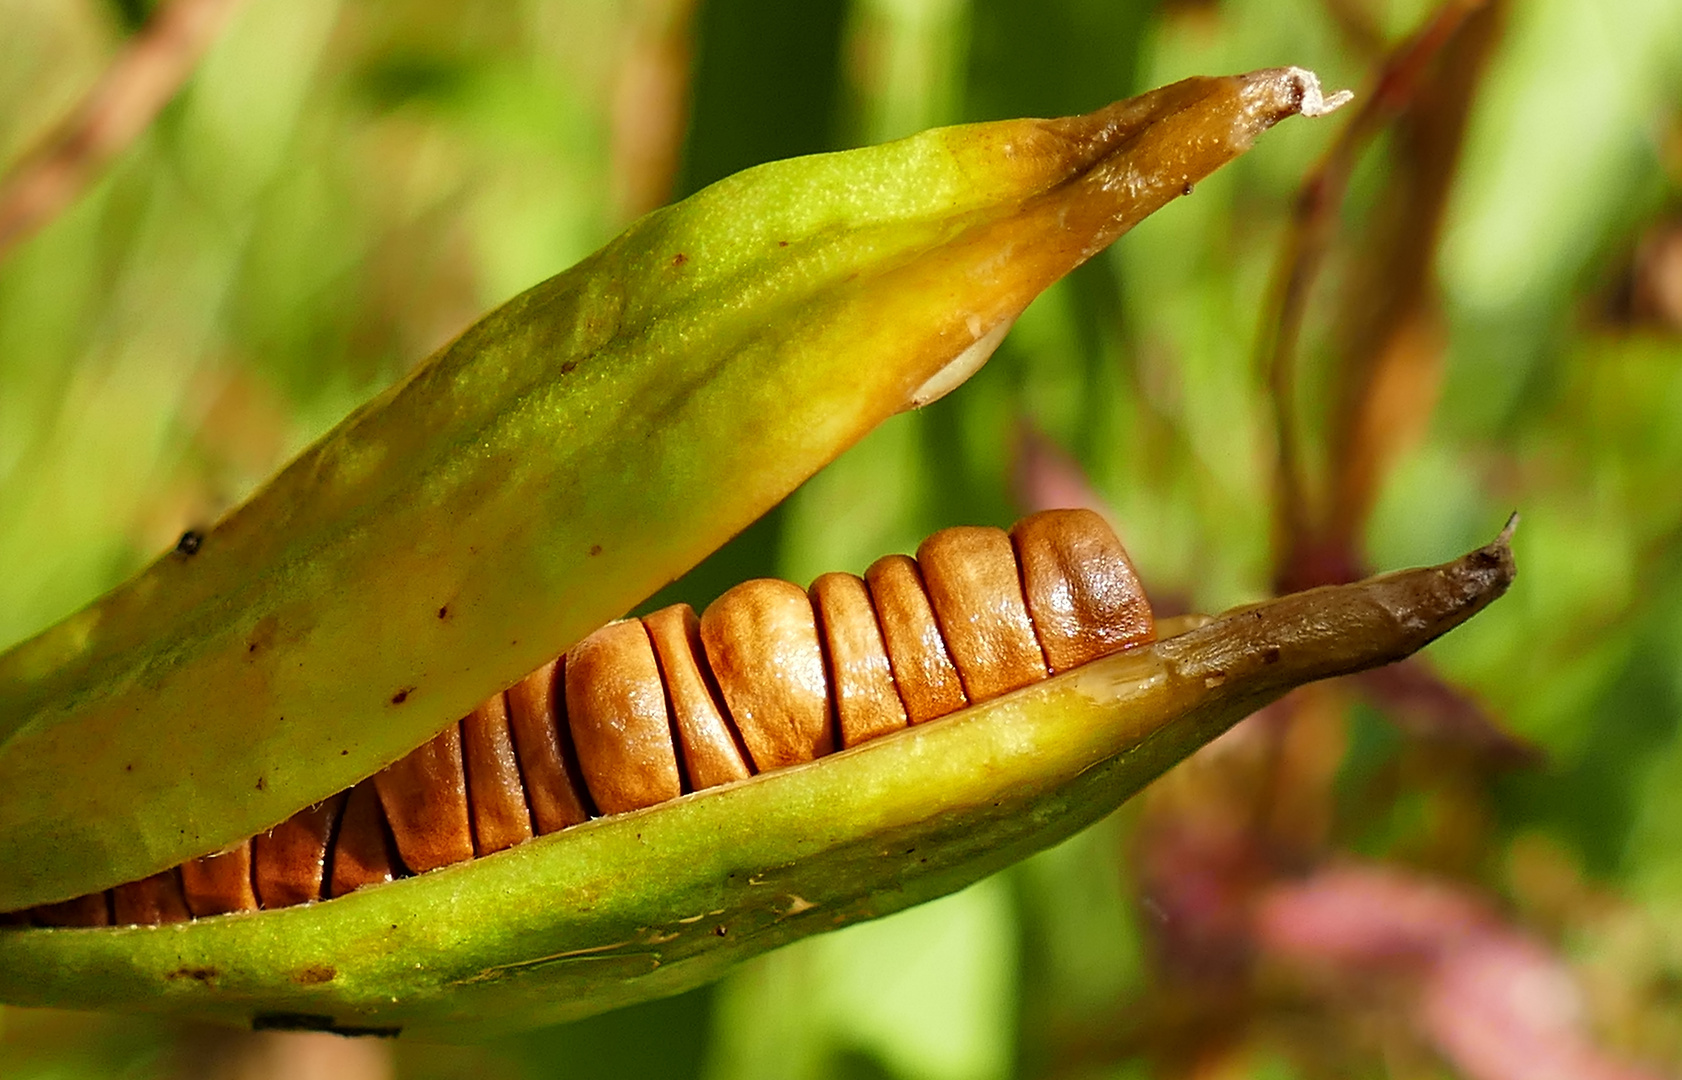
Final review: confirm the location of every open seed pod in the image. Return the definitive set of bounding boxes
[0,70,1415,1038]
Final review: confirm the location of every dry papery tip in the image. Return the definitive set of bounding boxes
[1497,511,1520,548]
[1240,66,1355,122]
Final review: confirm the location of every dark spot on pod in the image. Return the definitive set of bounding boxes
[438,606,449,619]
[1182,182,1194,196]
[246,615,279,658]
[391,688,412,705]
[293,965,337,985]
[175,530,203,556]
[777,240,789,247]
[590,545,603,557]
[1263,646,1282,665]
[672,252,688,267]
[714,925,728,936]
[560,359,578,375]
[166,966,220,983]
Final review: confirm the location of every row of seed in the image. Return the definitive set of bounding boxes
[13,508,1153,927]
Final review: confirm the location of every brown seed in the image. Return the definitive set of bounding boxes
[462,692,535,855]
[329,780,398,897]
[810,572,908,747]
[566,620,683,814]
[702,579,834,771]
[253,792,346,908]
[181,841,258,917]
[111,870,190,925]
[505,658,593,833]
[376,724,474,873]
[643,604,753,789]
[29,891,111,927]
[1012,508,1154,672]
[917,526,1047,702]
[864,554,967,723]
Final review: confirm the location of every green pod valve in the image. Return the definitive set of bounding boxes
[0,69,1431,1036]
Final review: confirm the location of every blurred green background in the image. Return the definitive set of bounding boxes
[3,0,1682,1077]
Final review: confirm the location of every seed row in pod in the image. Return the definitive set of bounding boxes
[15,509,1153,928]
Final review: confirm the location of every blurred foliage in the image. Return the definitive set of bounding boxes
[3,0,1682,1078]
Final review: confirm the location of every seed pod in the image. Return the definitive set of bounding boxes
[0,69,1361,1033]
[0,69,1349,913]
[0,528,1512,1036]
[7,508,1501,943]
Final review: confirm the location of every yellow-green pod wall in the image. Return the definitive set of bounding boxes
[0,70,1452,1037]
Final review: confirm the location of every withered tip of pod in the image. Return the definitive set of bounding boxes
[1239,66,1356,123]
[1497,510,1520,547]
[1154,527,1516,704]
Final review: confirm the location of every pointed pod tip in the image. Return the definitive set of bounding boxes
[1472,511,1519,591]
[1238,66,1355,127]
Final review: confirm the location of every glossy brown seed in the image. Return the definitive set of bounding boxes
[864,554,967,723]
[253,792,346,908]
[566,620,683,814]
[29,892,110,927]
[376,724,474,873]
[643,604,753,789]
[810,572,909,747]
[329,780,398,897]
[1012,509,1155,672]
[917,526,1047,702]
[505,659,593,833]
[462,693,535,855]
[111,870,190,925]
[181,841,258,916]
[702,579,834,771]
